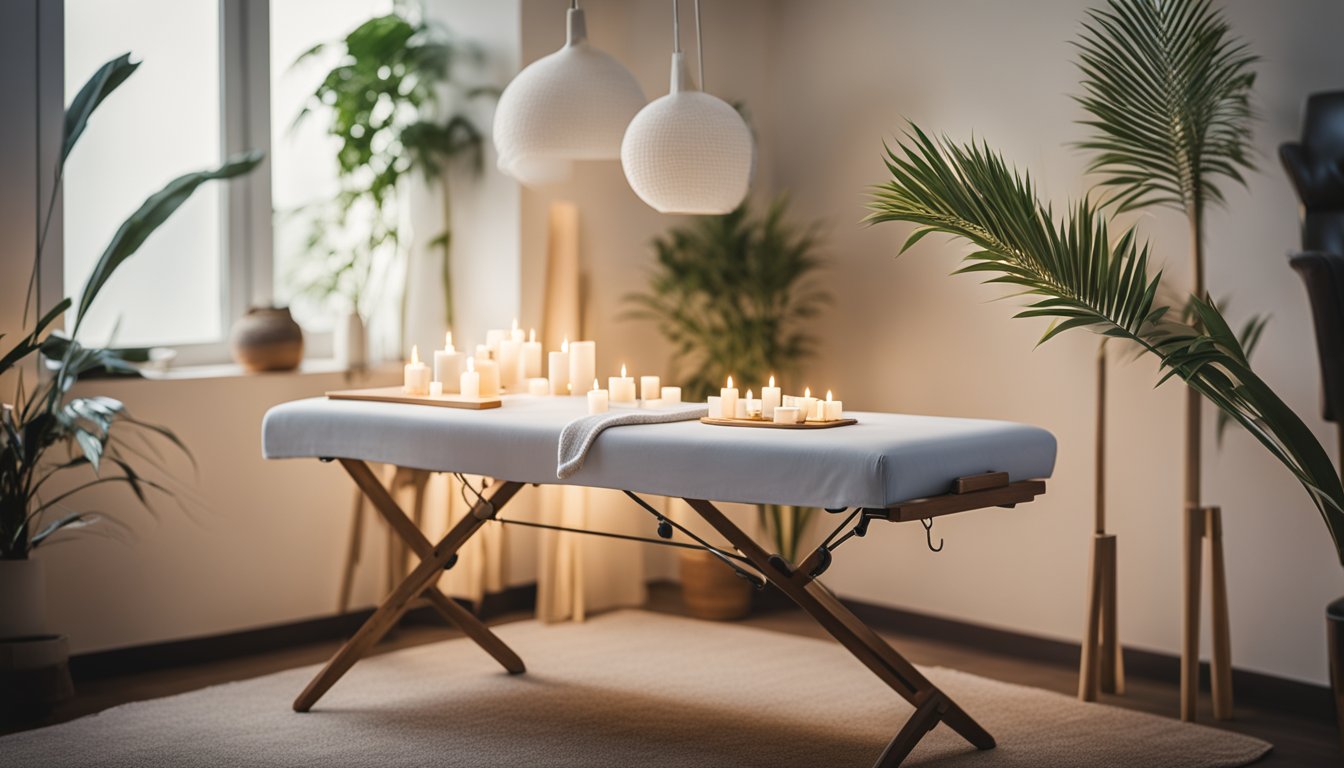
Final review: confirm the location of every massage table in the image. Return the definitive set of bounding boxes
[262,395,1056,767]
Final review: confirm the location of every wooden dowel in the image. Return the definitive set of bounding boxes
[1207,506,1233,720]
[1181,503,1203,721]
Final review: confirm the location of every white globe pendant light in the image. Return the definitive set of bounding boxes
[621,0,753,215]
[493,2,645,186]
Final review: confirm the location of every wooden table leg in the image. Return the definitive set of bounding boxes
[685,498,994,766]
[337,486,366,614]
[294,470,524,712]
[1182,503,1203,721]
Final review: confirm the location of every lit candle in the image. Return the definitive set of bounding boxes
[485,328,506,353]
[640,375,661,401]
[403,345,430,395]
[587,378,609,414]
[433,331,463,394]
[707,395,723,418]
[522,328,543,378]
[773,406,800,425]
[498,336,522,392]
[822,390,843,421]
[549,338,571,395]
[610,364,637,403]
[568,340,596,397]
[734,392,750,419]
[720,376,739,421]
[510,317,526,342]
[797,387,817,423]
[429,380,444,397]
[747,388,761,418]
[527,377,550,396]
[661,386,682,403]
[476,356,500,398]
[460,357,481,399]
[761,375,781,419]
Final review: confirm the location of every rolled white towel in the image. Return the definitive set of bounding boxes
[557,403,707,479]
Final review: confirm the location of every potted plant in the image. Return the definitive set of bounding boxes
[625,197,831,618]
[1,53,261,722]
[287,9,497,364]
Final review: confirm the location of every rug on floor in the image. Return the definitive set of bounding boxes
[0,610,1271,767]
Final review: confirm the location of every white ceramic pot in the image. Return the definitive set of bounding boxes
[335,311,368,371]
[0,558,47,639]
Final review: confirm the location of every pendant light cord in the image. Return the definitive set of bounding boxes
[694,0,704,90]
[672,0,681,53]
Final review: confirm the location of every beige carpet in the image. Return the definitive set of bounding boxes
[1,611,1270,767]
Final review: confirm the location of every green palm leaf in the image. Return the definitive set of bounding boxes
[867,126,1344,566]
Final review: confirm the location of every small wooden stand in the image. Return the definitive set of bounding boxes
[1183,503,1233,721]
[1080,344,1124,701]
[700,416,857,430]
[327,386,502,410]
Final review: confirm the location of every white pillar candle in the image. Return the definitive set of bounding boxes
[527,377,550,396]
[568,341,596,397]
[510,317,525,342]
[761,375,781,419]
[609,364,637,403]
[549,338,571,395]
[773,406,800,425]
[822,390,843,421]
[497,338,522,392]
[460,357,481,399]
[707,396,723,418]
[587,379,609,414]
[661,386,682,403]
[640,375,661,401]
[403,345,430,395]
[476,358,500,398]
[522,329,543,378]
[797,388,817,423]
[433,331,463,393]
[720,376,739,421]
[429,381,444,397]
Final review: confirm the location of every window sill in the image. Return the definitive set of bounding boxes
[138,359,400,382]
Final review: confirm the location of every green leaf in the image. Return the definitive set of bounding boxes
[64,53,140,162]
[74,151,264,335]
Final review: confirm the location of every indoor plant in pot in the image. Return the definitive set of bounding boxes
[625,197,830,618]
[1,53,261,722]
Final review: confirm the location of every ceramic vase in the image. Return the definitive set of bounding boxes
[230,306,303,372]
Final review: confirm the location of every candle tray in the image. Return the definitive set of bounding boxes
[700,416,857,430]
[327,386,502,410]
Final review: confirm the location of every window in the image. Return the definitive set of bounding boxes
[59,0,387,362]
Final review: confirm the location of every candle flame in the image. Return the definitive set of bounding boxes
[512,317,519,332]
[804,387,811,398]
[727,375,734,389]
[467,356,475,372]
[826,390,833,402]
[529,328,536,343]
[445,331,454,352]
[593,378,600,392]
[562,337,569,352]
[621,363,627,378]
[747,389,754,400]
[411,345,420,364]
[769,375,775,388]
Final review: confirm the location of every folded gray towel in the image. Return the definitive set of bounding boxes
[557,403,708,479]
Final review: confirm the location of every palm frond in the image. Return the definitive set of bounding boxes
[867,126,1344,566]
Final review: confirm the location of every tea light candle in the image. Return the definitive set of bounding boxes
[403,345,430,395]
[476,357,500,398]
[527,377,550,396]
[822,390,843,421]
[745,388,760,418]
[522,329,543,378]
[497,337,522,391]
[773,406,800,425]
[460,357,481,399]
[549,338,571,395]
[433,331,463,393]
[429,381,444,397]
[609,364,637,403]
[661,386,682,403]
[640,375,661,401]
[720,376,739,420]
[797,387,817,423]
[707,396,723,418]
[587,379,609,414]
[761,375,781,419]
[569,340,596,397]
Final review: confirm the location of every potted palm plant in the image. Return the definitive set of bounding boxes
[1,53,261,722]
[625,197,830,618]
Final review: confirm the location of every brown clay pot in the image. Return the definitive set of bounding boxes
[231,306,303,372]
[679,550,751,620]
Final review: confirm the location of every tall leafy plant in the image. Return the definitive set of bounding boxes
[1,54,262,560]
[624,196,831,561]
[867,127,1344,565]
[290,10,495,329]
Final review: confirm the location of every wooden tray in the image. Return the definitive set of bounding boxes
[327,386,502,410]
[700,416,857,430]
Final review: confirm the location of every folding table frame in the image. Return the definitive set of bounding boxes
[295,458,1046,768]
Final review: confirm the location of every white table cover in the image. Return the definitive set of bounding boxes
[262,396,1056,509]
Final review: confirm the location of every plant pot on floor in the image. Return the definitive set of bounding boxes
[679,550,751,621]
[0,558,72,724]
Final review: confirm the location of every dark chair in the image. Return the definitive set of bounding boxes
[1281,92,1344,254]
